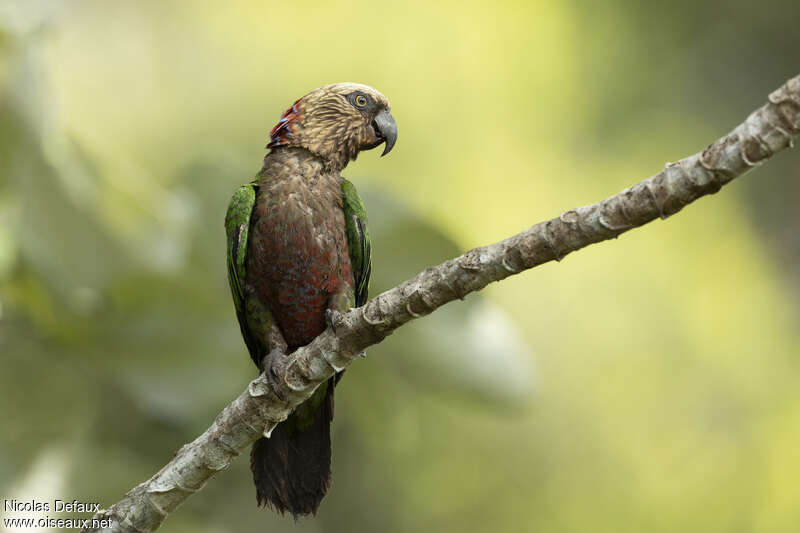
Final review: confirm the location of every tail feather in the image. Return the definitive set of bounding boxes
[251,380,334,517]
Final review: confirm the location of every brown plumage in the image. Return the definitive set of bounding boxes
[225,83,396,518]
[267,83,393,171]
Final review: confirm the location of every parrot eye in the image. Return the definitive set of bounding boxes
[348,92,373,111]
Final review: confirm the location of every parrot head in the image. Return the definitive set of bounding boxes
[267,83,397,171]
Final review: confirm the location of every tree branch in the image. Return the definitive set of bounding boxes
[83,74,800,533]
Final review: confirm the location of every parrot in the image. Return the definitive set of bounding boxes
[224,83,397,517]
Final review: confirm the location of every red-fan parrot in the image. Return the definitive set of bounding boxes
[224,83,397,517]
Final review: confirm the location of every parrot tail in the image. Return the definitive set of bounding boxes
[250,381,334,518]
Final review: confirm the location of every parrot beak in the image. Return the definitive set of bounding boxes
[372,109,398,156]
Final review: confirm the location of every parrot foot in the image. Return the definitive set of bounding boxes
[260,349,288,402]
[325,309,343,334]
[267,366,286,402]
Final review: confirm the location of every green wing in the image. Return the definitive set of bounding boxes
[225,181,260,360]
[341,179,372,307]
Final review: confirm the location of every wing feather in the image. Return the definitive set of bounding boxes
[225,182,260,358]
[341,179,372,307]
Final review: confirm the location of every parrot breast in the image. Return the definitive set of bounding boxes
[245,148,354,350]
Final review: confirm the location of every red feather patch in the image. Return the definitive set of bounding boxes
[267,98,303,149]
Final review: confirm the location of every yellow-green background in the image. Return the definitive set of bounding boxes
[2,1,799,532]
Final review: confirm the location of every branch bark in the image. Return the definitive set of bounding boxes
[83,74,800,533]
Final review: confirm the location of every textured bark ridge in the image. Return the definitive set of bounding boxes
[82,74,800,533]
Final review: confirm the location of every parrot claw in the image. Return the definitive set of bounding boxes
[325,309,341,334]
[267,365,287,402]
[260,349,287,402]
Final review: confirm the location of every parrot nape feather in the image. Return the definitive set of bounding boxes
[267,98,304,149]
[225,83,396,518]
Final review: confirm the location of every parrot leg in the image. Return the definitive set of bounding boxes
[251,318,289,401]
[260,348,289,402]
[324,308,342,334]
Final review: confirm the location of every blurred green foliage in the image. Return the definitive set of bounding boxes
[1,1,799,532]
